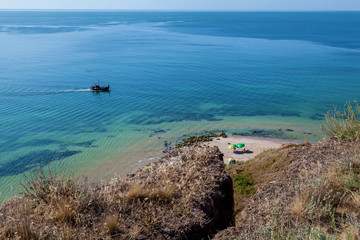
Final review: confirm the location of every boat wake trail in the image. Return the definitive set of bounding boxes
[52,88,91,93]
[33,88,92,94]
[2,88,92,97]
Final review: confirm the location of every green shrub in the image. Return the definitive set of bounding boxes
[231,173,256,197]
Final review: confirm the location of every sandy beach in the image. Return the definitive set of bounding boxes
[203,136,302,163]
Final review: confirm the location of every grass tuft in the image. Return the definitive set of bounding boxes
[126,184,150,203]
[55,200,76,224]
[104,215,119,235]
[0,225,13,239]
[321,100,360,141]
[16,215,35,240]
[126,184,174,203]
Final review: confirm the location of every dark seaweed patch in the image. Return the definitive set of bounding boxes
[1,138,96,154]
[0,150,81,177]
[149,129,168,138]
[1,139,61,153]
[69,140,96,148]
[232,129,286,138]
[23,139,60,147]
[310,113,325,120]
[154,130,167,134]
[125,112,222,125]
[72,127,107,134]
[123,107,300,126]
[3,139,61,152]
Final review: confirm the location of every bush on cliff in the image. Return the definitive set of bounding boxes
[322,100,360,141]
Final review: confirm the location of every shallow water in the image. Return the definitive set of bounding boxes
[0,11,360,201]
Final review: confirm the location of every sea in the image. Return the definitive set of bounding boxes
[0,11,360,201]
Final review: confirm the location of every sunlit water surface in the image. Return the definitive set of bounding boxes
[0,11,360,201]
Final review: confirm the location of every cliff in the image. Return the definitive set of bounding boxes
[0,146,234,239]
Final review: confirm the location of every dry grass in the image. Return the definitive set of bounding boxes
[59,226,73,240]
[0,225,12,239]
[291,195,305,218]
[292,178,346,222]
[289,154,360,238]
[25,171,93,227]
[125,183,174,203]
[0,146,233,239]
[0,169,98,239]
[104,215,119,235]
[149,186,174,202]
[125,184,151,203]
[55,200,76,224]
[322,100,360,141]
[14,203,36,240]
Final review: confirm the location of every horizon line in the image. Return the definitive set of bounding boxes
[1,9,360,12]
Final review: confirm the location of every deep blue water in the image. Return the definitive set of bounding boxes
[0,11,360,200]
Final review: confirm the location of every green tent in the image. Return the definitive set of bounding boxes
[236,143,245,148]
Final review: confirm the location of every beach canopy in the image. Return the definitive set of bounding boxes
[236,143,245,148]
[228,144,237,149]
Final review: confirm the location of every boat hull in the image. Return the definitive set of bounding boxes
[90,85,110,91]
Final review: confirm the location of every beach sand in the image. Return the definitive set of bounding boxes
[202,136,301,164]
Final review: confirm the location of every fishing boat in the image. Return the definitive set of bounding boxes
[90,84,110,92]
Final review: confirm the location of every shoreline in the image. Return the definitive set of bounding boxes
[127,135,311,173]
[75,134,314,189]
[103,135,312,178]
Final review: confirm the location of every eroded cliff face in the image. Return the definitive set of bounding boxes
[0,146,234,239]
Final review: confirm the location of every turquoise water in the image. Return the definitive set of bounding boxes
[1,11,360,201]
